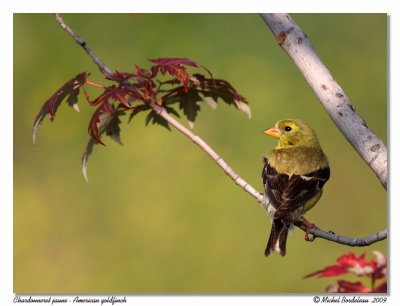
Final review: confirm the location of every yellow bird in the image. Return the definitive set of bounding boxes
[262,119,330,256]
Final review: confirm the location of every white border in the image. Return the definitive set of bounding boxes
[4,1,399,305]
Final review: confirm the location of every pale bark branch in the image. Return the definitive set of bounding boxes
[259,13,387,190]
[52,13,387,247]
[54,13,114,80]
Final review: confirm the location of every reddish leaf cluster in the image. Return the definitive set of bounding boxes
[304,251,387,293]
[33,58,250,181]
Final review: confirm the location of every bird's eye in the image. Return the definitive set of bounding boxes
[284,126,292,131]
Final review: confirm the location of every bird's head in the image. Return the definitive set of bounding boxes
[264,119,321,149]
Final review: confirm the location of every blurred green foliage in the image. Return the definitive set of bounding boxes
[14,13,387,293]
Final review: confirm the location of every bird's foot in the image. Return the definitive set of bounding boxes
[301,216,318,242]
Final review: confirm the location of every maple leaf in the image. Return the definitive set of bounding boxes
[305,251,387,294]
[144,106,180,131]
[303,265,348,279]
[84,85,135,145]
[162,74,251,128]
[178,90,202,129]
[81,138,97,183]
[370,250,387,288]
[189,74,251,118]
[145,110,170,130]
[134,65,152,78]
[128,105,150,122]
[149,58,198,91]
[372,282,387,293]
[372,250,387,269]
[163,89,202,129]
[337,280,372,293]
[330,279,387,293]
[33,72,89,144]
[112,70,137,83]
[88,101,113,145]
[81,111,124,182]
[104,113,124,145]
[86,85,131,107]
[337,252,370,268]
[304,252,374,279]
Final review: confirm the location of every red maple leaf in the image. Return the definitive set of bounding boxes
[112,70,136,82]
[84,85,135,145]
[33,72,89,144]
[149,58,198,91]
[304,252,373,279]
[304,265,348,279]
[337,280,372,293]
[337,252,370,268]
[372,282,387,293]
[86,85,131,107]
[305,251,387,294]
[134,65,152,78]
[88,101,113,145]
[47,72,89,118]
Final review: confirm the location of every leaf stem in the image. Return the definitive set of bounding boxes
[85,80,106,89]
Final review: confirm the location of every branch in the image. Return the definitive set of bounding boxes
[54,13,115,80]
[52,13,387,247]
[294,220,387,247]
[259,13,387,190]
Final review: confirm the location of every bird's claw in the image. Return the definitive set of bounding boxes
[305,232,316,242]
[301,217,318,242]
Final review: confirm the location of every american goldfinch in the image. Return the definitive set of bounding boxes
[262,119,330,257]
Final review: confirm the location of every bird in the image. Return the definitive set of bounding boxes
[262,119,330,257]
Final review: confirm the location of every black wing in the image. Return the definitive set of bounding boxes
[262,158,330,221]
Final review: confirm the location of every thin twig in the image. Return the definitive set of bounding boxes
[52,13,387,247]
[54,13,115,80]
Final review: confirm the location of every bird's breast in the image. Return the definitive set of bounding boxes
[267,147,328,176]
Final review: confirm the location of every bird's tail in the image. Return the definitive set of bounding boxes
[265,219,289,257]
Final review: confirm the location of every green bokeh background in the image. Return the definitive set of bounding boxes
[13,13,387,293]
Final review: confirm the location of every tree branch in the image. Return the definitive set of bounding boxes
[54,13,115,80]
[294,220,387,247]
[259,13,387,190]
[52,13,387,247]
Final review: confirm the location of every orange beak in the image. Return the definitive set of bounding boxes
[264,126,281,138]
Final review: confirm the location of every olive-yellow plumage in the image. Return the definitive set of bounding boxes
[262,119,330,257]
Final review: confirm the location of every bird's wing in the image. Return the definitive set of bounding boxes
[262,159,330,221]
